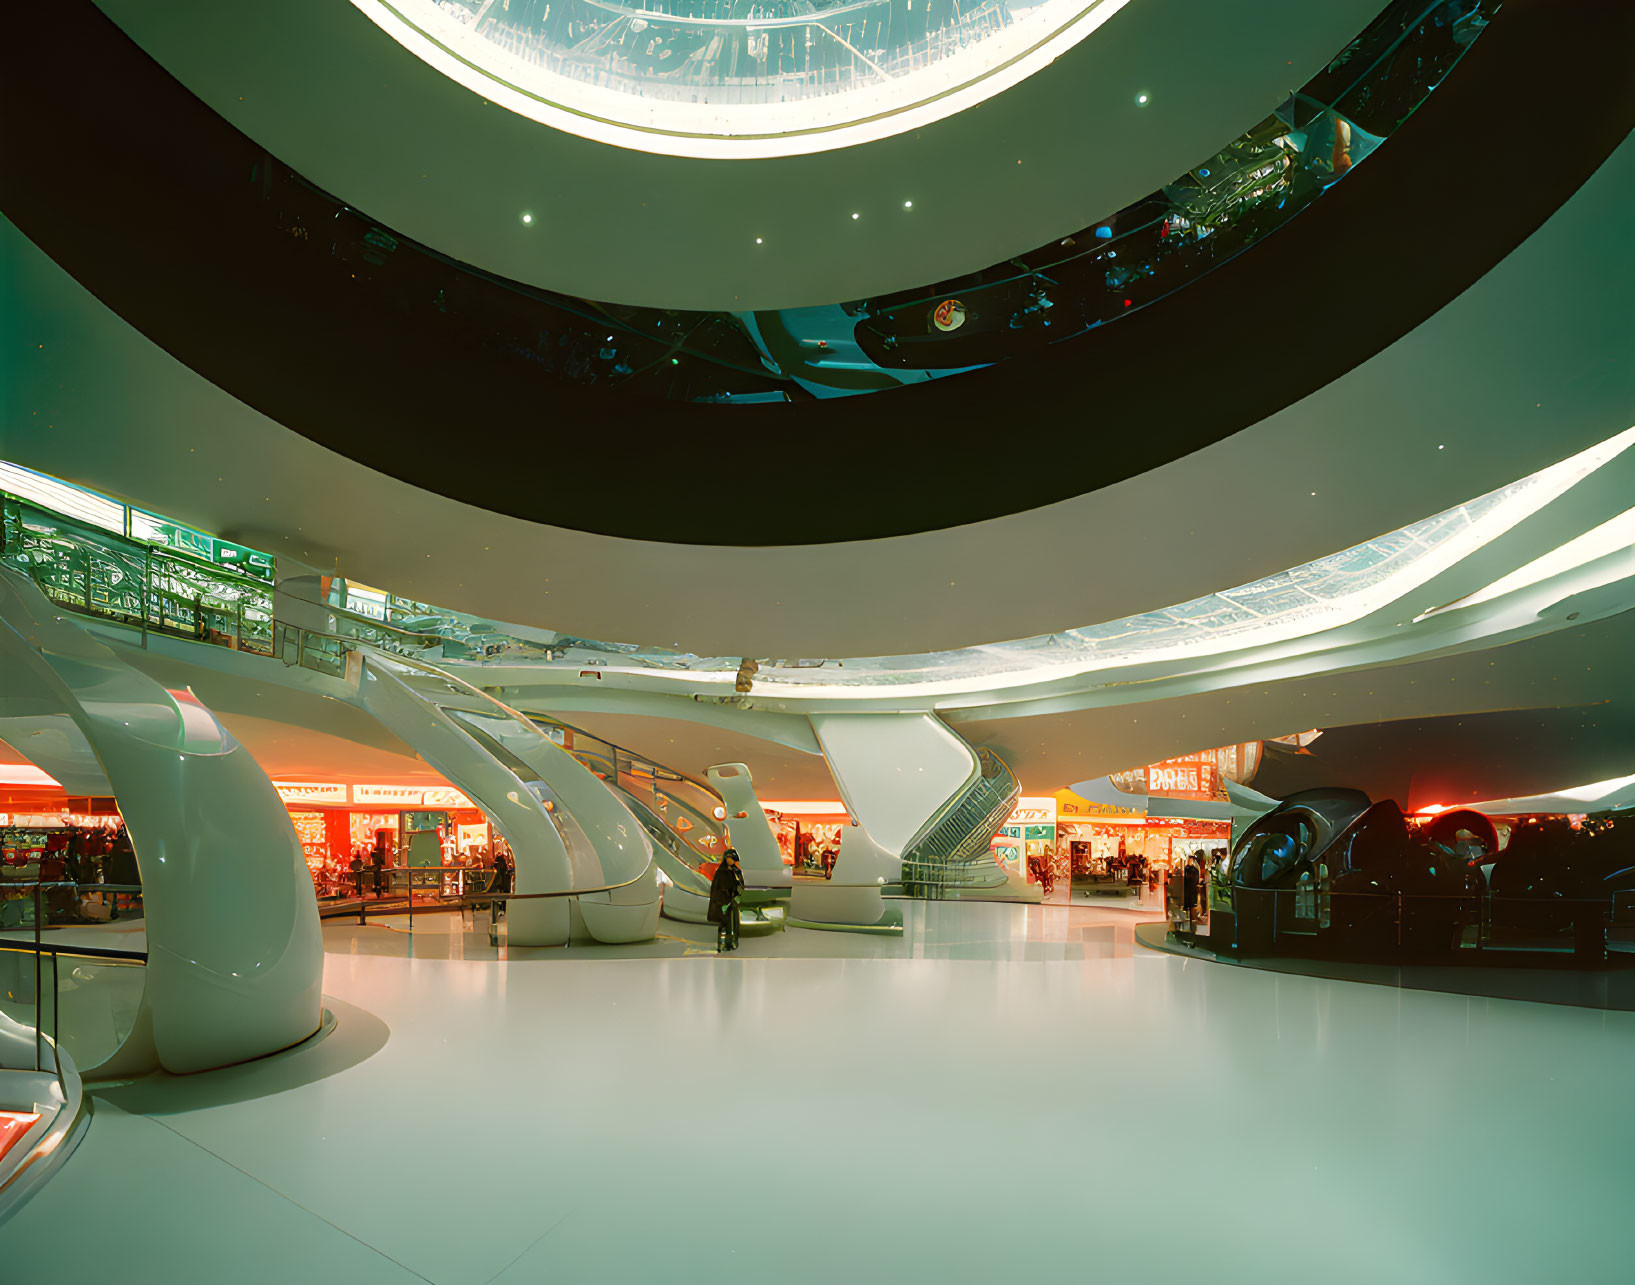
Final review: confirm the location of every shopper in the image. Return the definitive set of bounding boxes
[350,850,366,899]
[370,842,387,898]
[1183,856,1201,928]
[709,847,745,953]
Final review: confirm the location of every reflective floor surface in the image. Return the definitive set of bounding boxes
[320,898,1159,962]
[7,900,1633,1283]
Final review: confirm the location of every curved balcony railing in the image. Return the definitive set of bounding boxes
[531,717,733,871]
[0,882,147,1079]
[0,490,273,655]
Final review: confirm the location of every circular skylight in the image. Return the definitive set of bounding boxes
[354,0,1133,157]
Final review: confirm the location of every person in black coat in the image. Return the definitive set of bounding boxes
[708,848,745,952]
[1182,855,1202,926]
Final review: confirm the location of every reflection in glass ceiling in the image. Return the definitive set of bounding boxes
[359,0,1127,149]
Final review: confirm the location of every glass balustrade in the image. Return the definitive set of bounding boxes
[1,491,274,656]
[0,883,147,1077]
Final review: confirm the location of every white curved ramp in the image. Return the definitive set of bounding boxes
[354,652,658,945]
[796,713,980,927]
[0,568,321,1074]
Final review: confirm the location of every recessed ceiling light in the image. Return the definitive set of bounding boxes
[851,212,860,220]
[521,212,533,224]
[755,237,763,244]
[903,200,913,209]
[1136,93,1149,105]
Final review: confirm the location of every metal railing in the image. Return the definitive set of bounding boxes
[1183,885,1629,968]
[899,747,1021,897]
[1,494,274,655]
[324,872,653,947]
[0,882,147,1089]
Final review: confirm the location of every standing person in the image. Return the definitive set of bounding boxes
[350,849,366,899]
[708,847,745,953]
[107,824,140,919]
[1182,855,1201,930]
[492,847,512,920]
[370,838,387,899]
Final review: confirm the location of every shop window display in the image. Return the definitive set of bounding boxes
[1,813,138,930]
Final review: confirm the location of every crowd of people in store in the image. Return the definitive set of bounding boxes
[0,821,142,926]
[313,834,514,901]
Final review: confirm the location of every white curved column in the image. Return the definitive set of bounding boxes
[705,762,787,887]
[354,653,657,944]
[354,656,574,945]
[0,568,321,1074]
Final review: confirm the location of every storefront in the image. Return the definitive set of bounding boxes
[1,801,130,928]
[986,785,1233,901]
[995,796,1060,883]
[274,781,499,897]
[761,800,849,876]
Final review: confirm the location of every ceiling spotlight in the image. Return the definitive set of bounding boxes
[755,237,763,244]
[903,200,913,209]
[1136,93,1149,105]
[521,212,533,224]
[851,212,860,220]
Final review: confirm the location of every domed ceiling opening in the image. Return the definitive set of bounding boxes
[355,0,1131,155]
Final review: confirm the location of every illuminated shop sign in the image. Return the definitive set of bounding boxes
[1109,743,1263,801]
[274,782,476,809]
[275,782,349,806]
[1006,796,1058,826]
[1054,788,1142,819]
[1146,761,1214,798]
[351,784,431,807]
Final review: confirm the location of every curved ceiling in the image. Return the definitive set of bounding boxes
[3,123,1632,659]
[90,0,1383,308]
[8,0,1627,548]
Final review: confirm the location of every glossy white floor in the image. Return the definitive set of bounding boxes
[7,900,1633,1284]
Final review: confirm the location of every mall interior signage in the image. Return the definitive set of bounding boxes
[275,781,475,809]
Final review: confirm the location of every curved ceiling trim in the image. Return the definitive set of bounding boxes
[355,0,1134,157]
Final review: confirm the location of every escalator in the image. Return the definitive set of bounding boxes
[0,504,663,947]
[898,747,1030,900]
[343,651,661,946]
[534,717,786,928]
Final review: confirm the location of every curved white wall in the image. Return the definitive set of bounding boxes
[4,133,1633,661]
[0,569,322,1075]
